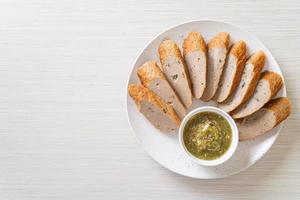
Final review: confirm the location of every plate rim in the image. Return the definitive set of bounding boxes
[125,19,286,179]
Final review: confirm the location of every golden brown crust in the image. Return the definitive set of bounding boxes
[208,32,230,49]
[261,71,283,97]
[128,84,148,107]
[137,61,164,87]
[228,41,247,96]
[241,51,266,104]
[159,39,183,65]
[182,32,207,56]
[248,50,266,67]
[230,40,247,60]
[128,84,180,126]
[264,97,291,126]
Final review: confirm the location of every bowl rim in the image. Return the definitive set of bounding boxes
[178,106,239,166]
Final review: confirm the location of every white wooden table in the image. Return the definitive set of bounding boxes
[0,0,300,199]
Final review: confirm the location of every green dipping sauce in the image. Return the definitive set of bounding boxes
[183,112,232,160]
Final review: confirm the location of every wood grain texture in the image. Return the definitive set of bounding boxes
[0,0,299,199]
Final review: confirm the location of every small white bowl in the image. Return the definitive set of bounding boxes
[179,106,239,166]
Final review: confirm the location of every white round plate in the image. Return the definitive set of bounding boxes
[126,20,286,179]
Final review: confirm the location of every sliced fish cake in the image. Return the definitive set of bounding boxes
[201,32,230,101]
[183,31,207,99]
[128,84,180,132]
[214,40,247,102]
[159,39,192,108]
[232,71,283,119]
[137,60,186,119]
[219,51,266,112]
[237,97,291,141]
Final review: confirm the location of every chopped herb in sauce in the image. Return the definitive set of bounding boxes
[183,112,232,160]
